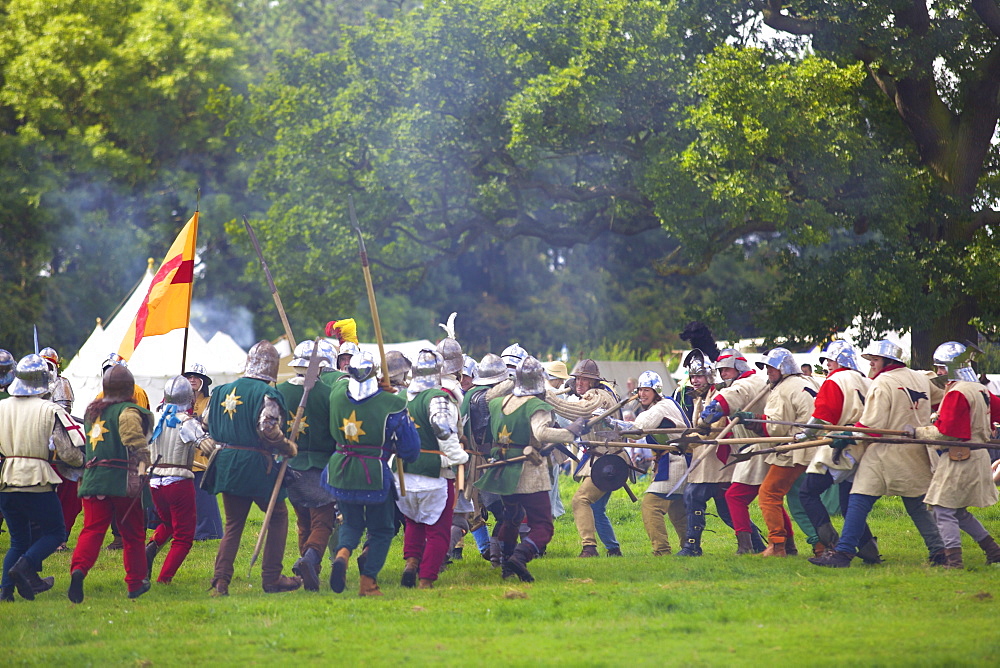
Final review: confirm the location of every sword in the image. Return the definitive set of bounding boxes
[33,325,39,354]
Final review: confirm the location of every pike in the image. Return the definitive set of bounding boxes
[243,216,297,349]
[349,195,405,496]
[723,438,834,468]
[851,435,1000,449]
[740,418,911,437]
[248,337,324,575]
[580,436,795,451]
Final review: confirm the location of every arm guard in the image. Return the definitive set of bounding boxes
[258,396,297,458]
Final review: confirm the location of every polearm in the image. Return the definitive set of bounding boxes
[349,195,405,497]
[580,436,796,450]
[722,437,834,467]
[248,336,324,575]
[740,418,911,437]
[243,215,297,348]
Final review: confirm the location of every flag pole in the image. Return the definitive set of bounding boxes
[180,190,200,374]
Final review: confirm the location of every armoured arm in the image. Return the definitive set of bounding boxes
[51,414,84,468]
[798,416,830,441]
[258,396,297,458]
[429,396,468,466]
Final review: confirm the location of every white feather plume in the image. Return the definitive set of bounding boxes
[438,311,457,340]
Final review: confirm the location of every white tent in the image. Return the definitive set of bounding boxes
[64,262,246,411]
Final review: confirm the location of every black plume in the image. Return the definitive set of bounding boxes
[680,321,720,362]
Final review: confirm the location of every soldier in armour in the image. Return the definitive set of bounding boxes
[0,355,84,601]
[203,340,301,595]
[183,364,223,541]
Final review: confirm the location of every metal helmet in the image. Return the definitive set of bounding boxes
[861,339,904,364]
[637,370,663,396]
[473,353,507,386]
[337,341,361,365]
[462,354,477,379]
[102,364,135,403]
[932,341,979,383]
[437,337,464,376]
[501,343,528,368]
[409,349,443,392]
[571,358,602,381]
[163,374,195,410]
[8,354,51,397]
[347,351,379,400]
[244,340,280,382]
[684,349,715,378]
[819,340,860,372]
[513,355,547,397]
[0,349,14,387]
[716,348,752,374]
[39,347,60,375]
[51,376,75,411]
[102,352,127,373]
[756,347,799,376]
[385,350,412,387]
[289,339,337,370]
[183,363,213,393]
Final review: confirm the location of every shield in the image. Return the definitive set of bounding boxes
[591,454,629,492]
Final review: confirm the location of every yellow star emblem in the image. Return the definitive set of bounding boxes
[88,418,109,451]
[222,388,243,419]
[287,410,309,434]
[342,410,366,443]
[497,424,513,445]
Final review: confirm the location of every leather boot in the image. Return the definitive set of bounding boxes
[675,538,703,557]
[815,522,840,550]
[208,578,228,597]
[68,569,87,603]
[358,575,383,597]
[977,535,1000,565]
[943,547,964,569]
[857,536,882,564]
[262,575,302,593]
[735,532,754,555]
[760,541,786,558]
[401,557,420,588]
[295,547,323,592]
[9,557,36,601]
[33,576,55,595]
[677,510,704,556]
[329,547,350,594]
[127,579,151,599]
[145,541,160,580]
[606,547,623,557]
[812,542,827,558]
[929,549,948,566]
[578,545,599,558]
[784,535,798,556]
[1,585,13,602]
[808,549,854,568]
[503,543,536,582]
[105,535,124,551]
[488,537,503,569]
[417,578,434,589]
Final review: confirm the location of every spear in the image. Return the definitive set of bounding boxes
[740,418,911,437]
[243,215,296,348]
[349,195,405,496]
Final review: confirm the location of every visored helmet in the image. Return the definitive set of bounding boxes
[501,343,528,368]
[819,340,860,372]
[716,348,751,374]
[8,354,50,397]
[347,351,379,400]
[244,340,280,383]
[861,339,904,364]
[473,353,507,386]
[637,370,663,396]
[684,349,714,378]
[932,341,979,383]
[513,356,547,397]
[757,347,799,376]
[409,349,443,392]
[163,374,195,411]
[0,349,14,387]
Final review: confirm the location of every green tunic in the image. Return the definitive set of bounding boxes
[404,388,449,478]
[80,402,152,498]
[277,371,343,471]
[475,396,551,496]
[327,384,406,491]
[205,377,288,499]
[460,385,487,443]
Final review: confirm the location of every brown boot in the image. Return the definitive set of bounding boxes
[978,535,1000,565]
[760,541,786,558]
[735,532,754,555]
[262,575,302,593]
[401,557,420,588]
[813,542,828,558]
[417,578,434,589]
[330,548,351,594]
[943,547,964,569]
[784,535,798,556]
[578,545,599,558]
[358,575,383,597]
[208,578,228,597]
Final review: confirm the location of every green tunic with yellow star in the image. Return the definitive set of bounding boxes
[277,371,344,471]
[80,402,152,498]
[205,377,288,499]
[326,382,406,491]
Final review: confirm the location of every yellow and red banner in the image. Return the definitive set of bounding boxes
[118,212,198,361]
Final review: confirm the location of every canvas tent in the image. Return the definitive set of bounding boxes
[63,261,247,411]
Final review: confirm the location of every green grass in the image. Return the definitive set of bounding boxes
[4,478,1000,666]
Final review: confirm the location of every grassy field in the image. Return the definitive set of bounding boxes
[4,477,1000,666]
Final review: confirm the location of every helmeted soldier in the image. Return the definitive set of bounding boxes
[811,339,944,568]
[0,349,15,399]
[0,355,84,602]
[911,342,1000,569]
[276,339,344,591]
[397,349,469,589]
[605,370,691,556]
[182,362,223,542]
[183,363,213,418]
[39,347,74,413]
[437,334,465,404]
[323,351,420,596]
[203,340,301,595]
[69,364,154,602]
[337,342,359,372]
[546,358,626,557]
[475,356,589,581]
[97,353,150,409]
[733,348,817,557]
[385,350,412,393]
[798,340,879,562]
[460,355,477,393]
[144,375,216,584]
